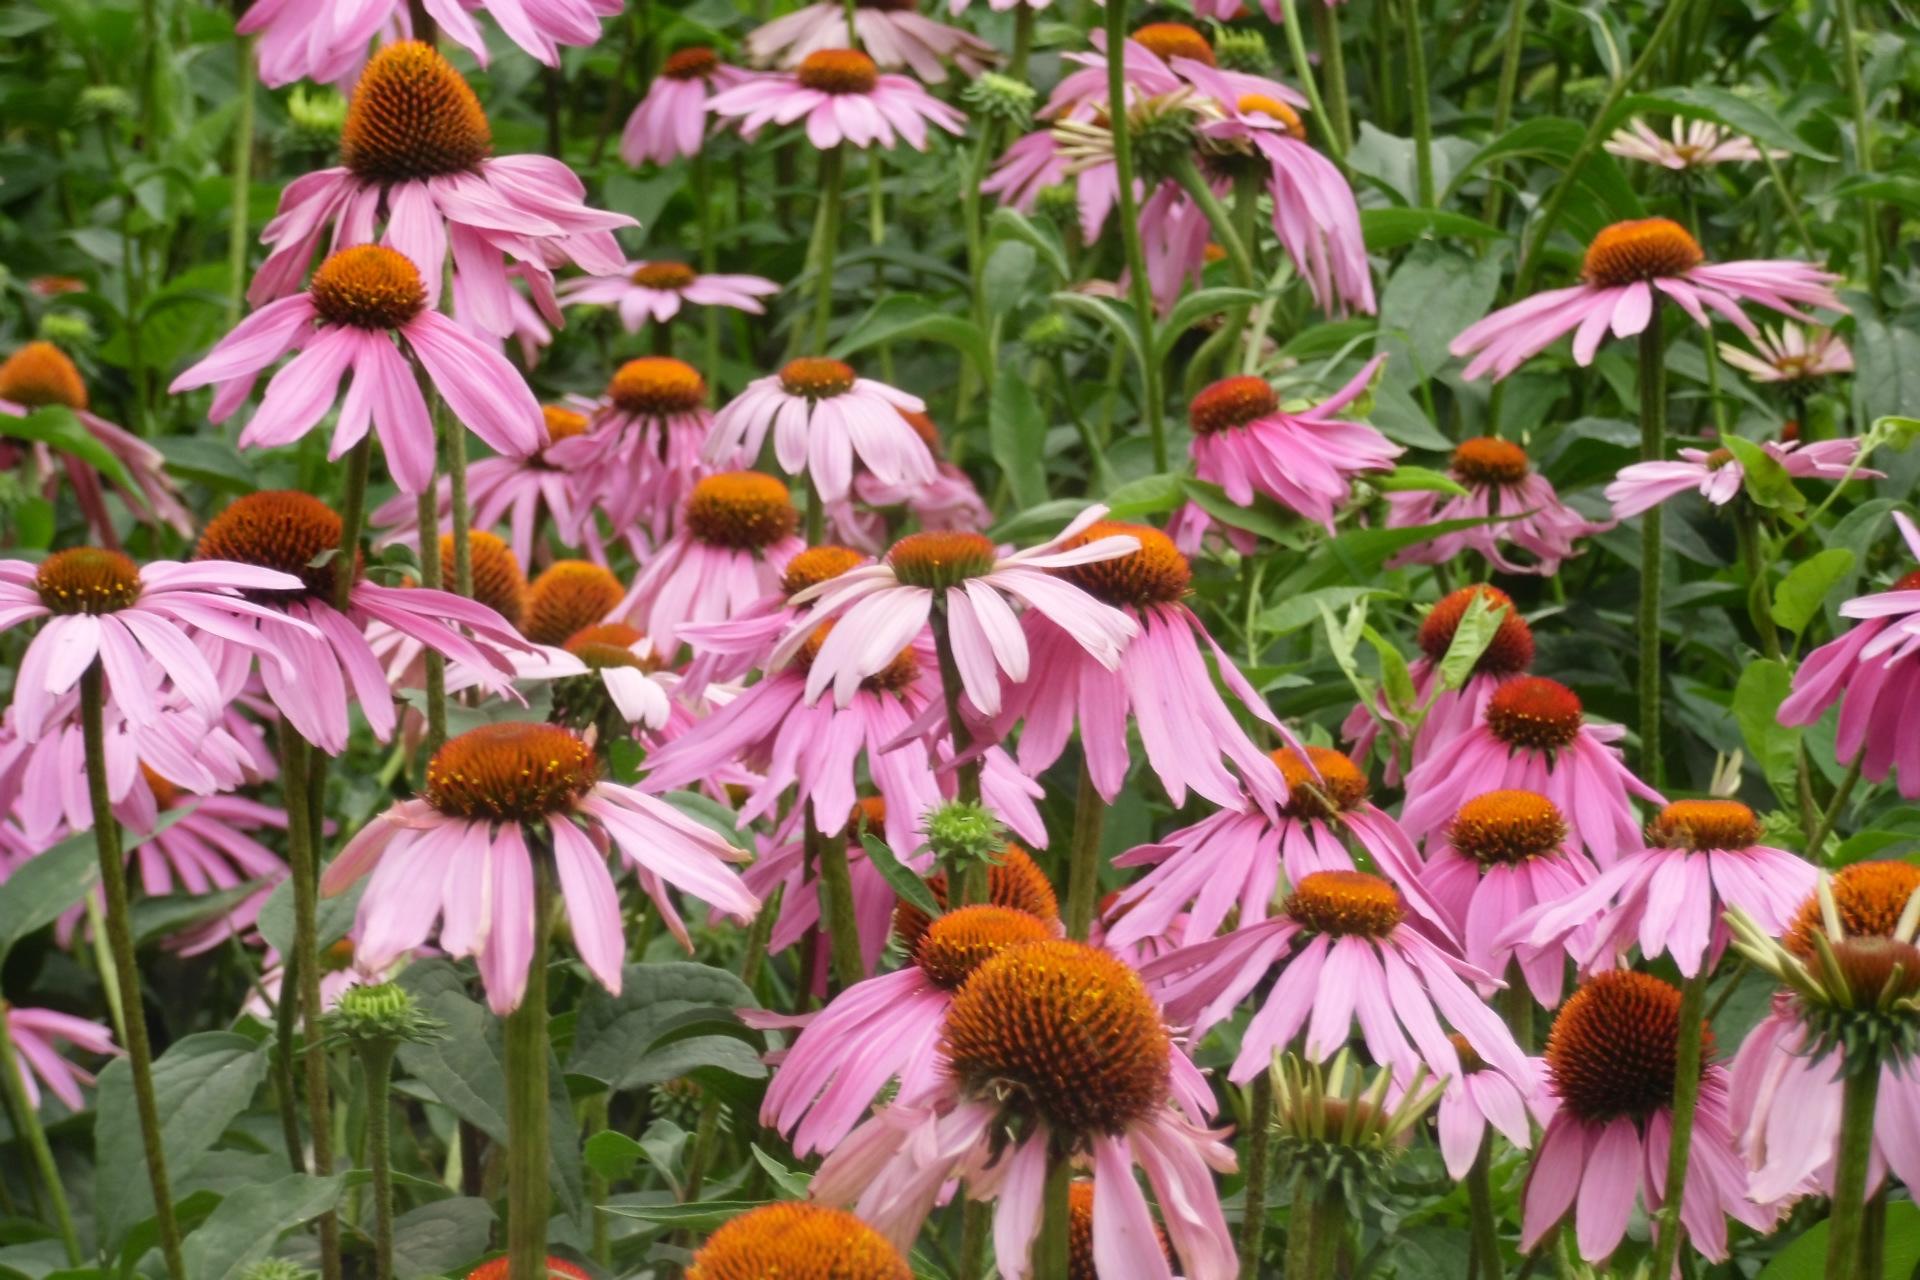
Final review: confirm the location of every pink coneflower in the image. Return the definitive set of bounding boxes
[239,0,614,84]
[1419,790,1600,1006]
[1436,1042,1548,1181]
[753,902,1057,1154]
[811,940,1238,1280]
[1186,359,1399,530]
[851,409,992,536]
[1603,117,1780,170]
[172,245,546,495]
[4,1004,116,1110]
[1342,585,1536,784]
[0,343,192,547]
[1142,869,1529,1087]
[1451,217,1845,382]
[746,1,994,83]
[371,403,597,568]
[992,522,1292,812]
[0,548,309,741]
[321,721,758,1012]
[246,43,630,337]
[707,358,934,504]
[562,359,725,552]
[620,46,753,166]
[1400,676,1663,866]
[1501,799,1816,979]
[1107,746,1430,950]
[1523,970,1773,1263]
[1605,436,1878,519]
[1719,323,1854,384]
[614,471,805,656]
[1778,513,1920,797]
[772,509,1139,716]
[1384,436,1614,576]
[558,260,779,330]
[707,49,964,151]
[117,765,288,903]
[192,491,533,755]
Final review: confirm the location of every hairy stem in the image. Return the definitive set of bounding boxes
[225,34,256,326]
[1034,1152,1073,1280]
[504,856,555,1278]
[1103,0,1166,470]
[0,1017,82,1265]
[810,146,846,352]
[1636,311,1667,786]
[1826,1065,1882,1280]
[1237,1071,1274,1280]
[358,1039,399,1280]
[1064,755,1105,941]
[1645,968,1709,1280]
[809,810,866,990]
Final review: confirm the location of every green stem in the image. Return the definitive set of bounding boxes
[1102,0,1166,471]
[1238,1071,1274,1280]
[928,604,981,808]
[1285,1172,1316,1280]
[1007,4,1035,81]
[225,34,256,327]
[1403,0,1434,207]
[1034,1154,1072,1280]
[1064,755,1105,941]
[1481,0,1528,223]
[415,486,448,754]
[82,668,186,1280]
[585,1092,612,1266]
[0,1014,82,1265]
[445,414,472,601]
[808,811,866,990]
[1636,311,1666,787]
[1645,969,1709,1280]
[810,147,846,352]
[958,1201,992,1280]
[1826,1065,1882,1280]
[274,943,306,1173]
[357,1039,398,1280]
[1806,757,1864,859]
[1511,0,1700,297]
[279,728,342,1280]
[693,149,721,380]
[1170,155,1257,387]
[1832,0,1879,293]
[1861,1190,1887,1280]
[1467,1132,1501,1280]
[1735,502,1784,661]
[1277,0,1342,161]
[1313,5,1352,156]
[504,856,555,1279]
[959,130,994,417]
[334,438,373,614]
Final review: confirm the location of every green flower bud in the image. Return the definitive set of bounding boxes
[962,72,1037,130]
[238,1261,316,1280]
[78,86,135,121]
[922,801,1004,869]
[325,982,443,1046]
[1212,27,1272,74]
[36,311,95,348]
[1021,312,1075,356]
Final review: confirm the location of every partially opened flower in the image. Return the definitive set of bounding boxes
[1384,437,1613,576]
[563,358,724,550]
[0,548,309,741]
[541,623,679,733]
[1451,217,1845,382]
[685,1202,911,1280]
[1420,791,1600,1006]
[1142,869,1527,1087]
[1186,359,1399,531]
[1720,324,1853,384]
[117,765,288,905]
[172,245,546,494]
[1400,677,1664,866]
[1107,747,1427,950]
[850,409,991,536]
[0,342,192,545]
[994,522,1294,812]
[1502,799,1816,979]
[239,0,614,84]
[811,940,1238,1280]
[522,560,626,646]
[1435,1038,1548,1180]
[193,492,533,754]
[746,0,995,84]
[322,721,758,1012]
[621,46,753,166]
[773,510,1139,717]
[4,1004,117,1110]
[559,260,780,329]
[1605,436,1878,519]
[1778,513,1920,797]
[1604,117,1780,170]
[1522,970,1773,1264]
[614,472,805,656]
[247,43,631,336]
[707,358,934,504]
[679,545,869,695]
[1343,585,1536,784]
[707,50,965,151]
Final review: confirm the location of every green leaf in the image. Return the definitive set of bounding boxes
[153,436,256,493]
[1048,292,1146,373]
[989,372,1049,511]
[601,1200,766,1231]
[1373,466,1468,496]
[0,832,97,963]
[1378,244,1503,380]
[568,962,761,1091]
[256,876,362,959]
[1362,624,1419,718]
[95,1032,270,1249]
[132,880,267,947]
[1178,478,1307,545]
[1615,87,1834,162]
[860,833,943,919]
[1434,593,1505,692]
[1358,207,1504,252]
[1154,288,1263,360]
[660,789,752,850]
[1719,435,1806,512]
[1102,472,1187,518]
[830,294,990,375]
[987,206,1070,281]
[750,1145,813,1198]
[1441,117,1643,226]
[1732,659,1800,808]
[982,240,1038,315]
[583,1130,646,1182]
[1771,548,1855,632]
[1278,516,1515,593]
[389,1198,493,1279]
[1833,173,1920,212]
[179,1173,344,1280]
[6,406,138,494]
[1756,1200,1920,1280]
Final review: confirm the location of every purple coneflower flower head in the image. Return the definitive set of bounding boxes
[707,49,964,151]
[1384,436,1613,576]
[620,46,752,166]
[1451,216,1845,382]
[1603,117,1781,170]
[746,0,995,83]
[708,357,934,504]
[321,721,758,1013]
[239,0,615,84]
[1719,323,1853,384]
[558,260,779,329]
[565,358,727,551]
[678,545,870,696]
[1606,435,1878,520]
[4,1004,117,1111]
[172,245,547,494]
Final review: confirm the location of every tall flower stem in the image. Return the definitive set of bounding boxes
[1826,1064,1882,1280]
[1402,0,1434,207]
[807,808,866,990]
[1645,968,1709,1280]
[225,34,256,326]
[1170,155,1258,388]
[444,409,473,600]
[1833,0,1879,293]
[1034,1154,1072,1279]
[356,1037,399,1280]
[1008,4,1036,81]
[1635,311,1667,786]
[334,437,373,614]
[273,947,306,1173]
[1237,1071,1274,1280]
[1466,1133,1500,1280]
[278,728,342,1280]
[414,484,448,752]
[693,149,721,379]
[1064,755,1105,941]
[504,856,556,1279]
[80,668,186,1280]
[1276,0,1342,160]
[1481,0,1528,223]
[1284,1172,1315,1280]
[0,1017,82,1265]
[1807,757,1865,856]
[810,146,846,352]
[1312,5,1352,156]
[927,603,986,902]
[1102,0,1166,471]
